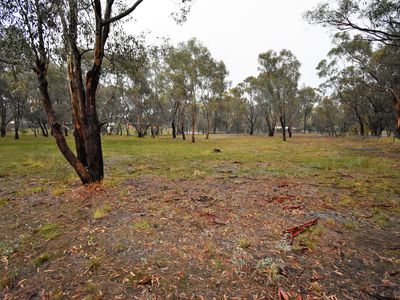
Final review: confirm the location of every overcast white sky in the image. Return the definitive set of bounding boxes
[126,0,334,88]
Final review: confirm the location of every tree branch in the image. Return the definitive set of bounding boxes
[101,0,144,26]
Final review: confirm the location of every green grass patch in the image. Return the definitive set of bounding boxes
[372,211,390,229]
[33,252,51,267]
[93,204,112,219]
[131,220,151,230]
[38,223,60,240]
[0,135,399,206]
[0,198,9,208]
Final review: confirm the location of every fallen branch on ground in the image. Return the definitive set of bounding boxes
[282,218,319,244]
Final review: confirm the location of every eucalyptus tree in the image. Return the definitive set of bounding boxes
[317,33,397,136]
[0,74,12,137]
[236,77,259,136]
[306,0,400,136]
[256,72,278,136]
[165,38,222,142]
[313,97,343,136]
[258,49,301,141]
[298,86,319,134]
[305,0,400,46]
[199,60,228,139]
[165,44,189,139]
[0,0,193,184]
[219,90,246,134]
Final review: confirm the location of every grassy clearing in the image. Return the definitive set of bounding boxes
[1,134,398,202]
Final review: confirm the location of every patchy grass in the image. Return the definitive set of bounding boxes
[131,220,151,230]
[38,223,60,240]
[33,252,51,267]
[0,198,9,208]
[93,204,112,219]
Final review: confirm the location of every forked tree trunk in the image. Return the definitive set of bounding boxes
[35,61,91,184]
[39,122,48,137]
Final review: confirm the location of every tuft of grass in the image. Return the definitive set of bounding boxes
[83,281,102,300]
[51,186,68,196]
[0,270,17,290]
[131,220,151,230]
[88,257,101,272]
[339,195,355,206]
[294,226,324,251]
[343,221,358,230]
[38,223,60,240]
[0,198,9,208]
[33,252,50,267]
[93,204,112,219]
[372,212,390,229]
[238,239,251,249]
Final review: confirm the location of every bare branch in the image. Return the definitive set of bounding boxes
[101,0,144,26]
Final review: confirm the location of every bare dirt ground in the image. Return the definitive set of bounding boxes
[0,174,399,299]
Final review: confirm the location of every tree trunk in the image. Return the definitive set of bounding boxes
[35,61,92,184]
[357,114,365,137]
[172,119,176,139]
[39,122,48,137]
[0,107,6,137]
[280,115,286,142]
[288,126,292,138]
[205,112,210,140]
[191,103,196,143]
[14,120,19,140]
[303,112,307,134]
[395,99,400,138]
[249,124,254,135]
[30,126,38,137]
[126,122,130,136]
[181,118,186,141]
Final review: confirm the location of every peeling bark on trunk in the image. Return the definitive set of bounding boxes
[35,61,91,184]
